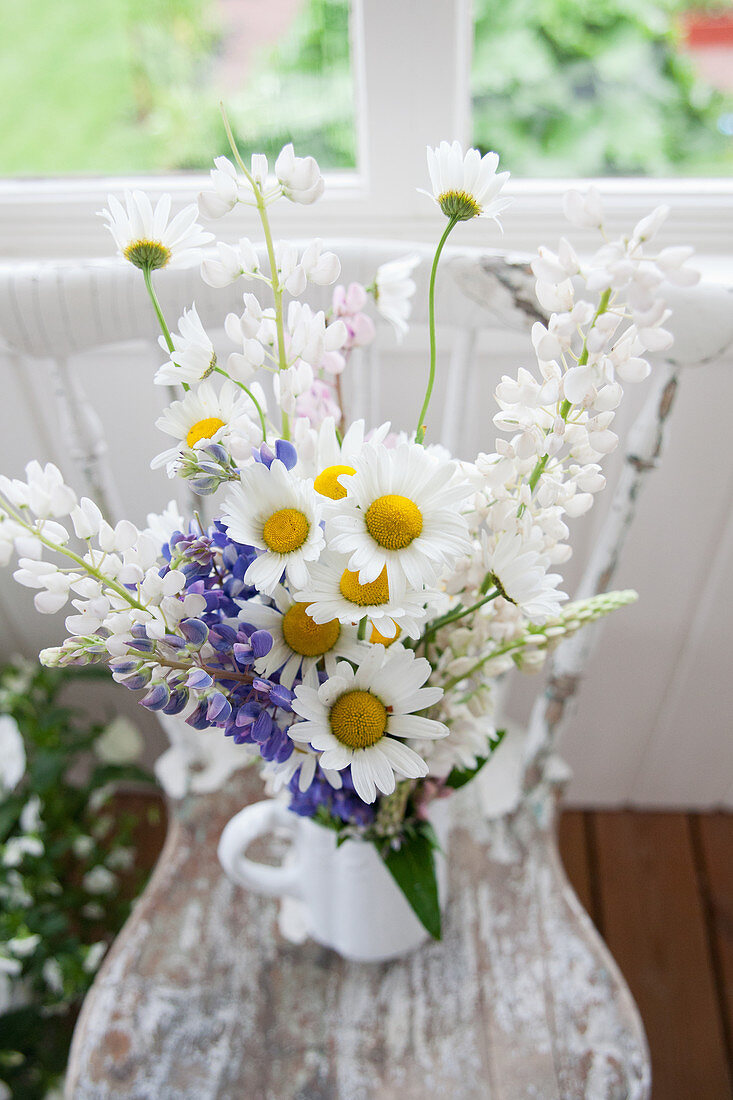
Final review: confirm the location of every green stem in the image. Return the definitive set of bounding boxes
[420,589,499,652]
[522,286,612,504]
[212,366,267,440]
[0,495,146,612]
[221,106,290,440]
[143,264,174,355]
[357,616,368,641]
[415,215,459,444]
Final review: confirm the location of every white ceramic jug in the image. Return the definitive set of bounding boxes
[218,798,450,962]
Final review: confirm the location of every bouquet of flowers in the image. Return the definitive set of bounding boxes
[0,121,697,940]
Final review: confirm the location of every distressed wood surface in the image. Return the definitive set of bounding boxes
[66,769,649,1100]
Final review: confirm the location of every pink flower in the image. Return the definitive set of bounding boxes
[331,283,376,350]
[295,379,341,427]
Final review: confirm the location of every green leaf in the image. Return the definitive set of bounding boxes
[444,729,507,790]
[379,823,442,940]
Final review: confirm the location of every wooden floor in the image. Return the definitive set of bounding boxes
[124,798,733,1099]
[559,812,733,1100]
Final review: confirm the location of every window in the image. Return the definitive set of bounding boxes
[0,0,731,262]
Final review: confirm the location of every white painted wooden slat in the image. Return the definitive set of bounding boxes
[47,357,124,522]
[439,328,476,454]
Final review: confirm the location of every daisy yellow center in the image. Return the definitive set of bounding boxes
[370,622,401,647]
[123,238,171,271]
[313,464,356,500]
[365,494,423,551]
[339,567,389,607]
[282,602,341,658]
[186,417,226,448]
[330,689,387,749]
[262,509,310,554]
[437,190,481,222]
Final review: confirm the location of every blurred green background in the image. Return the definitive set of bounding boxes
[0,0,730,177]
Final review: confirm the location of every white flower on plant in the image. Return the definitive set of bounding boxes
[374,255,419,340]
[0,714,25,793]
[294,552,432,641]
[327,442,473,595]
[42,957,64,995]
[144,499,186,550]
[287,301,348,369]
[291,645,447,804]
[100,191,212,270]
[72,835,95,859]
[151,379,257,473]
[275,143,325,205]
[94,716,143,764]
[7,932,40,958]
[241,585,364,690]
[0,461,77,519]
[275,240,308,296]
[300,239,341,286]
[82,865,117,895]
[2,835,43,867]
[0,515,26,568]
[421,705,499,780]
[482,532,567,622]
[70,496,104,540]
[423,141,510,224]
[562,186,604,229]
[273,362,315,417]
[19,795,42,833]
[201,237,262,288]
[198,156,242,219]
[221,460,325,595]
[83,941,108,974]
[154,305,216,387]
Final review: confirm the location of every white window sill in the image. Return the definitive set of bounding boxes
[1,175,732,267]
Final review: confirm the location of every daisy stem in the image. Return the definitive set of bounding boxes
[415,215,459,444]
[142,264,174,354]
[358,616,368,641]
[212,366,267,440]
[221,105,290,441]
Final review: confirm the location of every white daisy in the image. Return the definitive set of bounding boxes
[292,416,391,498]
[151,380,257,473]
[262,744,343,795]
[423,141,510,224]
[100,191,213,270]
[221,460,325,594]
[154,305,216,387]
[290,645,447,804]
[241,585,364,689]
[294,552,431,641]
[482,531,567,622]
[327,442,473,595]
[374,255,419,340]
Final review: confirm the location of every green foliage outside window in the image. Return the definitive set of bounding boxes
[472,0,733,175]
[0,0,729,177]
